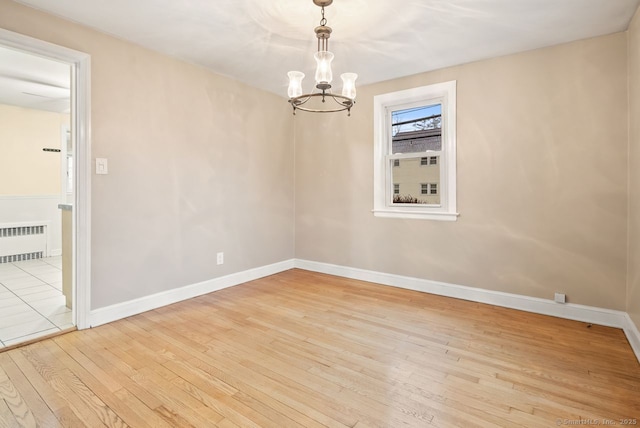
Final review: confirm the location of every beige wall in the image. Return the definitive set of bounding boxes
[0,0,295,309]
[0,104,67,195]
[295,33,629,310]
[2,0,635,318]
[628,9,640,329]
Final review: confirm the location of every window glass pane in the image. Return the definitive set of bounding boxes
[391,104,442,154]
[391,158,440,205]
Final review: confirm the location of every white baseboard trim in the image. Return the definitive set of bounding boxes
[88,259,295,328]
[50,249,62,257]
[623,313,640,361]
[294,259,640,363]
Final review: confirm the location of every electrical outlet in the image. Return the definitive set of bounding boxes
[554,292,566,304]
[216,252,224,265]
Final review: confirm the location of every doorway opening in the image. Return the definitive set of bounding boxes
[0,29,90,348]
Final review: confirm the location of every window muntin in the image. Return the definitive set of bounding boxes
[373,80,457,221]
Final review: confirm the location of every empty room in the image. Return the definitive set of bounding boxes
[0,0,639,426]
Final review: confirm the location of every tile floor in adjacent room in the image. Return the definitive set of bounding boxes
[0,256,73,349]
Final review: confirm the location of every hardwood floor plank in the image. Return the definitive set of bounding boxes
[47,337,154,428]
[130,363,227,427]
[0,398,20,428]
[19,341,107,427]
[5,348,84,427]
[0,353,58,428]
[59,330,165,411]
[0,363,36,428]
[23,342,118,427]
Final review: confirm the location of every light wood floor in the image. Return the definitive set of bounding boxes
[0,269,638,427]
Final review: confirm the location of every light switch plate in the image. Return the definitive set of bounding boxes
[96,158,108,174]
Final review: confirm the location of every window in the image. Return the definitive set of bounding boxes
[421,183,438,195]
[420,157,438,166]
[373,80,457,221]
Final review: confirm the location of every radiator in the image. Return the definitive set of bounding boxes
[0,222,49,263]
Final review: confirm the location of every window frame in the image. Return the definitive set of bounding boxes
[373,80,458,221]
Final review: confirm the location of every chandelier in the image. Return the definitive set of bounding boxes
[287,0,358,115]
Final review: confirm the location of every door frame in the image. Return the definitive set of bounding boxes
[0,28,91,329]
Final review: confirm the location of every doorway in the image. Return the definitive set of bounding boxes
[0,29,90,348]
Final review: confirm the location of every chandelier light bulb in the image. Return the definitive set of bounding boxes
[287,71,305,98]
[314,51,334,85]
[341,73,358,100]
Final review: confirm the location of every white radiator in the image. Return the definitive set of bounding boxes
[0,221,50,263]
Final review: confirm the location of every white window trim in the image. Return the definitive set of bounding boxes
[373,80,458,221]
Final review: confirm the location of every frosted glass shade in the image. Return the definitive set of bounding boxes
[287,71,305,98]
[314,51,334,84]
[341,73,358,99]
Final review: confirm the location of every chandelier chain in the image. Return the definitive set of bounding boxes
[320,7,327,26]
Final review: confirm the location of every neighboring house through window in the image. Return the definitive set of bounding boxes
[373,80,458,220]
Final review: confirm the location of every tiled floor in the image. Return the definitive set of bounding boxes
[0,256,74,349]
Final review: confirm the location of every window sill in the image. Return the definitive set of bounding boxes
[372,209,459,221]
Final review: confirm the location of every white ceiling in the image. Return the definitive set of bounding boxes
[10,0,640,97]
[0,45,70,113]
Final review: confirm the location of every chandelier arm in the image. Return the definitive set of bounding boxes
[289,92,355,114]
[291,94,314,106]
[327,93,354,107]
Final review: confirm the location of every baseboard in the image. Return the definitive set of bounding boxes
[294,259,640,363]
[623,314,640,362]
[50,249,62,257]
[88,259,295,328]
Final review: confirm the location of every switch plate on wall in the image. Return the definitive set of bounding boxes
[96,158,108,174]
[217,252,224,265]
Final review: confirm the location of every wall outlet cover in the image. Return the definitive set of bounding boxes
[554,292,566,304]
